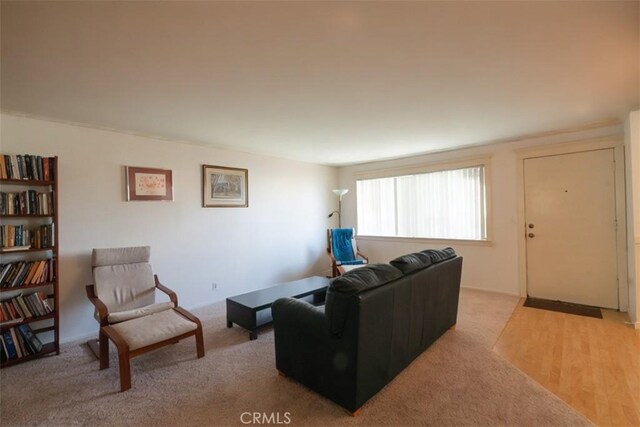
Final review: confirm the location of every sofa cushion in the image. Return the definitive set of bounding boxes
[390,252,433,274]
[421,247,456,264]
[325,264,402,336]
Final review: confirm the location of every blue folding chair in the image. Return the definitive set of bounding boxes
[326,228,369,277]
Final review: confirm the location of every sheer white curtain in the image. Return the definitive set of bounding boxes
[357,166,486,240]
[356,177,396,236]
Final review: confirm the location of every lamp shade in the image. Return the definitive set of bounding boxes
[332,189,349,197]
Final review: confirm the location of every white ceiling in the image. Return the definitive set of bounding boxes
[1,1,638,166]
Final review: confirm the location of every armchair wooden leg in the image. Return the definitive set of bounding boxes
[99,330,109,370]
[195,326,205,359]
[117,347,131,392]
[103,326,132,392]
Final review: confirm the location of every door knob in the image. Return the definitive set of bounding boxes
[528,233,535,238]
[528,224,535,229]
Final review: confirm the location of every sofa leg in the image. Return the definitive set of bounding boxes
[450,324,456,330]
[278,371,287,378]
[346,408,362,417]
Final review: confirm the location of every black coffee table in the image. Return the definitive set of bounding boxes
[226,275,330,340]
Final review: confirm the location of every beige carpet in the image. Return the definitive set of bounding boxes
[0,289,592,426]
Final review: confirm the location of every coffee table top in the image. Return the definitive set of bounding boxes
[227,275,330,311]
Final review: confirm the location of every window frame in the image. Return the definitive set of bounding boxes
[354,156,493,245]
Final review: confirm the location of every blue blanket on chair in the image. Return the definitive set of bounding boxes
[331,228,364,265]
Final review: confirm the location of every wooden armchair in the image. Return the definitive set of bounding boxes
[86,246,204,391]
[327,228,369,277]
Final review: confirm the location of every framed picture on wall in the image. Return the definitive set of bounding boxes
[125,166,173,201]
[202,164,248,208]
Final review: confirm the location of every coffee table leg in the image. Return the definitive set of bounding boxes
[227,320,233,328]
[249,331,258,340]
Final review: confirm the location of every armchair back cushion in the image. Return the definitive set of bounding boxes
[92,246,156,314]
[330,228,363,265]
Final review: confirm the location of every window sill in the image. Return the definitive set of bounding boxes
[356,235,494,247]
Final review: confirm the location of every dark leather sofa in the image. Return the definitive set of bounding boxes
[272,248,462,413]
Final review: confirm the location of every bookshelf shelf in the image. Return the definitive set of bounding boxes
[0,342,56,367]
[0,178,53,187]
[0,155,59,367]
[0,282,56,293]
[0,247,54,254]
[1,215,54,219]
[0,312,56,331]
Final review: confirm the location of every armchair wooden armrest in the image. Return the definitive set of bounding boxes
[154,275,178,306]
[356,251,369,263]
[86,284,109,326]
[174,306,202,326]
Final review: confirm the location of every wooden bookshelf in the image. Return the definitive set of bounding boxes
[0,155,59,367]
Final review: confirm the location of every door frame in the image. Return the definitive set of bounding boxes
[516,135,628,311]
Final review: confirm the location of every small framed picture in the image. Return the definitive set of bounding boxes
[125,166,173,201]
[202,165,248,208]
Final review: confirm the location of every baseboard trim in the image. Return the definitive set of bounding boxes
[461,285,520,297]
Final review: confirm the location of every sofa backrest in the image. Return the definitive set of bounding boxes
[325,264,402,336]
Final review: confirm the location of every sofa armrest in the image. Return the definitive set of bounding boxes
[272,298,327,342]
[272,297,360,412]
[272,298,337,372]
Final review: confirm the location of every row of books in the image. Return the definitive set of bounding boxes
[1,325,43,362]
[0,260,55,288]
[0,154,55,181]
[0,224,55,249]
[0,292,53,323]
[0,190,54,216]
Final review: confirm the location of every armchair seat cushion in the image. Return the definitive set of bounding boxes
[107,301,176,324]
[338,264,367,274]
[110,308,197,351]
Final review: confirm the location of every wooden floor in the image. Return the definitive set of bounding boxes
[494,299,640,427]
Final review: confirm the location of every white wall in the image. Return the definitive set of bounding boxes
[625,110,640,327]
[0,113,338,342]
[338,124,623,296]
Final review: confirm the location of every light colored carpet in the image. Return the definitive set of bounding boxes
[0,288,592,426]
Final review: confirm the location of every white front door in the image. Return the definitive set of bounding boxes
[524,149,619,309]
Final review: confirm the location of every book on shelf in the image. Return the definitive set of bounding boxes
[0,292,52,322]
[0,325,43,361]
[0,259,55,288]
[17,324,42,353]
[0,336,6,363]
[15,296,31,318]
[2,330,17,359]
[9,328,22,358]
[0,154,56,181]
[0,190,54,215]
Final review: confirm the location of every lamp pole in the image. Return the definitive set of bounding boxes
[330,189,349,228]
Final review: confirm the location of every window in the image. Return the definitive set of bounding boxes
[356,165,488,240]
